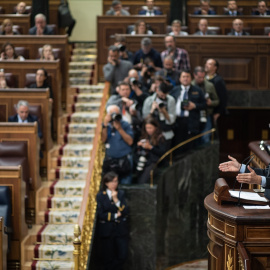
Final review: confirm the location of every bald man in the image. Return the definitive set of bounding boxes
[227,18,250,36]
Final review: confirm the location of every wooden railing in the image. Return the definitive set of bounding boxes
[237,242,251,270]
[150,128,216,186]
[73,82,110,270]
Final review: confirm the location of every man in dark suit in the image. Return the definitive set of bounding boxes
[170,70,206,150]
[28,13,54,35]
[8,100,42,138]
[194,0,216,15]
[224,0,243,15]
[193,19,215,35]
[252,0,270,15]
[227,18,250,36]
[138,0,163,15]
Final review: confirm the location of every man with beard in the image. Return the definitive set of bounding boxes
[103,45,133,94]
[161,35,190,72]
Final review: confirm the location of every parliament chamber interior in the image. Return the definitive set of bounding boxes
[0,0,270,269]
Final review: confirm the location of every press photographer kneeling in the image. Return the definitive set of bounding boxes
[102,105,134,185]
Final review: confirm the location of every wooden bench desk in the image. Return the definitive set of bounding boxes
[0,60,62,139]
[188,15,270,35]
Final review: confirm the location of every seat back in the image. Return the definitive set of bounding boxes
[47,24,57,34]
[0,186,12,231]
[4,73,18,88]
[0,6,4,14]
[15,46,29,59]
[208,26,221,35]
[0,141,30,184]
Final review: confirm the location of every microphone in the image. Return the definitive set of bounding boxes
[237,155,254,206]
[233,154,255,191]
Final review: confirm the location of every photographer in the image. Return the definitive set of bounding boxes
[139,57,157,92]
[114,36,134,64]
[170,70,206,150]
[103,45,133,94]
[102,105,134,185]
[136,117,167,184]
[155,56,180,86]
[142,82,176,149]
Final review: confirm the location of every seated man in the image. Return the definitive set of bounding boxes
[103,45,133,94]
[29,13,55,35]
[138,0,162,16]
[161,35,190,72]
[106,0,130,16]
[15,2,27,14]
[133,37,163,71]
[169,20,188,36]
[194,0,216,15]
[8,100,42,138]
[193,19,215,35]
[252,0,270,15]
[224,0,243,15]
[102,105,134,184]
[227,18,250,36]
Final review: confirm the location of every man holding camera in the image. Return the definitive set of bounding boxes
[170,70,206,150]
[102,105,134,184]
[142,82,176,148]
[103,45,133,94]
[192,66,219,144]
[114,36,134,64]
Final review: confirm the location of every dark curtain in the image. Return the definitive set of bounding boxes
[31,0,49,26]
[170,0,186,25]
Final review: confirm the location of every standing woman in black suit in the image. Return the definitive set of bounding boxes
[96,171,129,270]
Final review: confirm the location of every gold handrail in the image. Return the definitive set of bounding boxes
[150,128,216,187]
[73,82,110,270]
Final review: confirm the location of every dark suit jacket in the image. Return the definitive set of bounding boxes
[138,9,162,15]
[28,25,54,35]
[170,84,206,134]
[224,10,242,15]
[8,114,43,138]
[252,10,270,15]
[193,30,215,36]
[194,9,216,15]
[96,189,129,238]
[227,30,250,36]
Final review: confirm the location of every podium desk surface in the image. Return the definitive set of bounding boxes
[205,193,270,225]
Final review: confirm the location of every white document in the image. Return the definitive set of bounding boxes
[229,190,269,202]
[243,205,270,209]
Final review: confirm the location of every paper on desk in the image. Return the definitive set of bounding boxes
[243,205,270,209]
[229,190,269,202]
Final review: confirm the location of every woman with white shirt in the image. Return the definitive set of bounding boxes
[131,19,153,35]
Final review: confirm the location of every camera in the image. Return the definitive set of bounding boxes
[117,44,126,52]
[110,113,122,122]
[158,102,165,109]
[129,77,139,86]
[181,99,189,109]
[136,145,148,172]
[147,66,155,73]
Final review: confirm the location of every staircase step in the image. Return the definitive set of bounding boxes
[75,93,103,103]
[74,102,101,112]
[37,224,74,245]
[69,61,95,69]
[58,156,91,169]
[60,144,93,157]
[45,210,80,224]
[31,260,74,270]
[69,69,93,77]
[56,168,89,180]
[70,85,104,94]
[69,77,92,85]
[67,123,96,134]
[70,112,99,124]
[73,48,97,54]
[50,180,86,196]
[34,244,74,260]
[65,133,95,144]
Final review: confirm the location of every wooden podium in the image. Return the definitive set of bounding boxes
[205,191,270,269]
